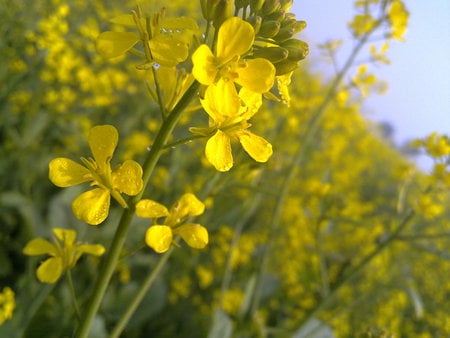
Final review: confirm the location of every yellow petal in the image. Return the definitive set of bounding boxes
[72,188,110,225]
[76,244,106,256]
[201,81,240,122]
[205,130,233,172]
[150,34,188,67]
[49,158,91,187]
[217,17,254,61]
[192,44,217,85]
[23,238,58,256]
[96,31,139,59]
[175,223,208,249]
[176,193,205,217]
[239,87,262,118]
[145,225,173,253]
[236,58,275,93]
[112,160,143,196]
[53,228,77,246]
[88,125,118,169]
[238,130,273,162]
[136,199,169,218]
[36,257,63,284]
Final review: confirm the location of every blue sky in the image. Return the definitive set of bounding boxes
[292,0,450,168]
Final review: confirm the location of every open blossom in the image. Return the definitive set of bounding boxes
[136,193,208,253]
[190,81,273,171]
[23,228,105,283]
[49,125,143,225]
[192,17,275,96]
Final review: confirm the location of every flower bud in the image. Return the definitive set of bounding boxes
[262,0,281,15]
[274,59,298,75]
[250,0,265,12]
[212,0,233,28]
[200,0,219,21]
[279,0,293,11]
[265,9,286,22]
[246,15,262,34]
[258,20,280,38]
[273,27,293,42]
[253,46,288,63]
[281,38,309,61]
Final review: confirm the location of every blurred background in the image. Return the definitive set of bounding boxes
[295,0,450,170]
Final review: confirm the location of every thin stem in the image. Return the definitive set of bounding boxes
[163,134,206,149]
[110,247,174,337]
[76,80,199,338]
[67,269,81,322]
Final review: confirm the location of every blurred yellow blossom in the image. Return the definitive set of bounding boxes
[0,287,15,325]
[136,193,208,253]
[23,228,105,283]
[388,0,409,40]
[49,125,143,225]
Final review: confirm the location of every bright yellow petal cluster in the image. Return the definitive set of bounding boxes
[49,125,143,225]
[136,193,208,253]
[23,228,105,283]
[0,287,15,325]
[192,83,273,171]
[348,13,377,37]
[192,17,275,94]
[388,0,409,41]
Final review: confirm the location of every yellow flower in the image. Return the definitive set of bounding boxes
[136,193,208,253]
[0,287,15,325]
[49,125,143,225]
[388,0,409,41]
[190,82,273,171]
[23,228,105,284]
[192,17,275,95]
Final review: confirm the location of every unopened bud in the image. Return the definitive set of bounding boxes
[259,20,280,38]
[246,15,262,34]
[281,38,309,61]
[262,0,281,15]
[265,9,286,22]
[250,0,265,12]
[273,27,294,41]
[274,59,298,75]
[213,0,233,28]
[279,0,293,11]
[200,0,219,21]
[253,46,288,63]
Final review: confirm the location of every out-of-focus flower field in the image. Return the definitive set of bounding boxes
[1,0,449,337]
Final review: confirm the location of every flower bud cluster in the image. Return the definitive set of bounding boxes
[245,0,309,75]
[200,0,309,75]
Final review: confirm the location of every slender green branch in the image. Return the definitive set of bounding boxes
[67,269,81,322]
[76,80,199,338]
[110,247,174,338]
[163,134,206,149]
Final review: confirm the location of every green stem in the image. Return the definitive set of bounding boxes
[76,81,199,338]
[110,247,174,337]
[67,269,81,322]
